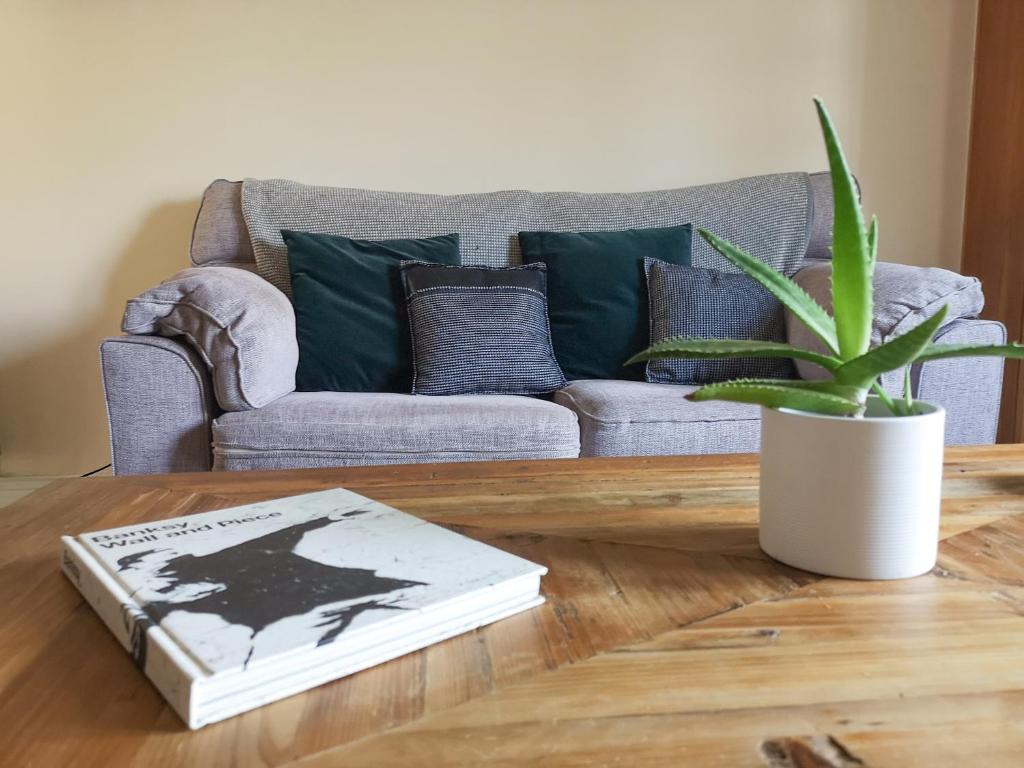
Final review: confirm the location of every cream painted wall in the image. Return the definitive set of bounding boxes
[0,0,977,475]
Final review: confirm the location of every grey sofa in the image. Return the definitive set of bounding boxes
[100,173,1006,475]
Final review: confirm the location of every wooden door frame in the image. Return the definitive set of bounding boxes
[961,0,1024,443]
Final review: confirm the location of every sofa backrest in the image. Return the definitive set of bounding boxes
[190,173,836,293]
[190,179,254,267]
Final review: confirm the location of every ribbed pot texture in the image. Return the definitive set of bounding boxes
[759,397,946,580]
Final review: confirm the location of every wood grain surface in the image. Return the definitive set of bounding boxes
[2,447,1024,766]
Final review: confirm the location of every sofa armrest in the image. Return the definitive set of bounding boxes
[786,260,1004,444]
[885,318,1005,445]
[787,260,985,379]
[122,266,297,411]
[874,318,1006,444]
[100,336,218,474]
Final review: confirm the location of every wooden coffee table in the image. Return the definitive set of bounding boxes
[3,447,1024,765]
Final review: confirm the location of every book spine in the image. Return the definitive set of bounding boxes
[60,537,202,728]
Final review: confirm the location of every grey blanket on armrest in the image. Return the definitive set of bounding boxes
[787,260,985,379]
[122,266,297,411]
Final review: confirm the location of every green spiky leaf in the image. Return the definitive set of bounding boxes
[867,214,878,264]
[699,228,839,354]
[686,379,864,416]
[834,305,949,388]
[625,337,841,371]
[815,97,873,360]
[915,342,1024,363]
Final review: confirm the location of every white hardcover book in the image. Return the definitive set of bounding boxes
[60,488,546,729]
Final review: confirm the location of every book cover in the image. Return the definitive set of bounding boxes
[60,487,546,728]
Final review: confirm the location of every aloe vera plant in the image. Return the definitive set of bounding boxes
[628,98,1024,417]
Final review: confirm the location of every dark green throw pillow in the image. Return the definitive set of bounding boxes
[283,230,460,393]
[518,225,692,380]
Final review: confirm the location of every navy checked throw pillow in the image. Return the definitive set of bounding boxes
[644,259,795,384]
[400,262,567,396]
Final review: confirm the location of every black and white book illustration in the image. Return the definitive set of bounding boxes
[60,488,546,728]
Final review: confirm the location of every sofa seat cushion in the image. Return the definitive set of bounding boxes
[554,380,760,457]
[212,391,580,470]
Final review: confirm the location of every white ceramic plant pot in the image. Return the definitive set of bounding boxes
[759,397,946,580]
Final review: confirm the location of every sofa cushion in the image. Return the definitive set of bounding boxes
[554,380,760,457]
[519,225,692,381]
[211,391,580,470]
[283,230,461,393]
[644,259,794,384]
[401,262,566,396]
[245,181,531,296]
[241,173,815,296]
[190,180,255,266]
[788,261,986,379]
[122,267,297,411]
[805,172,836,261]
